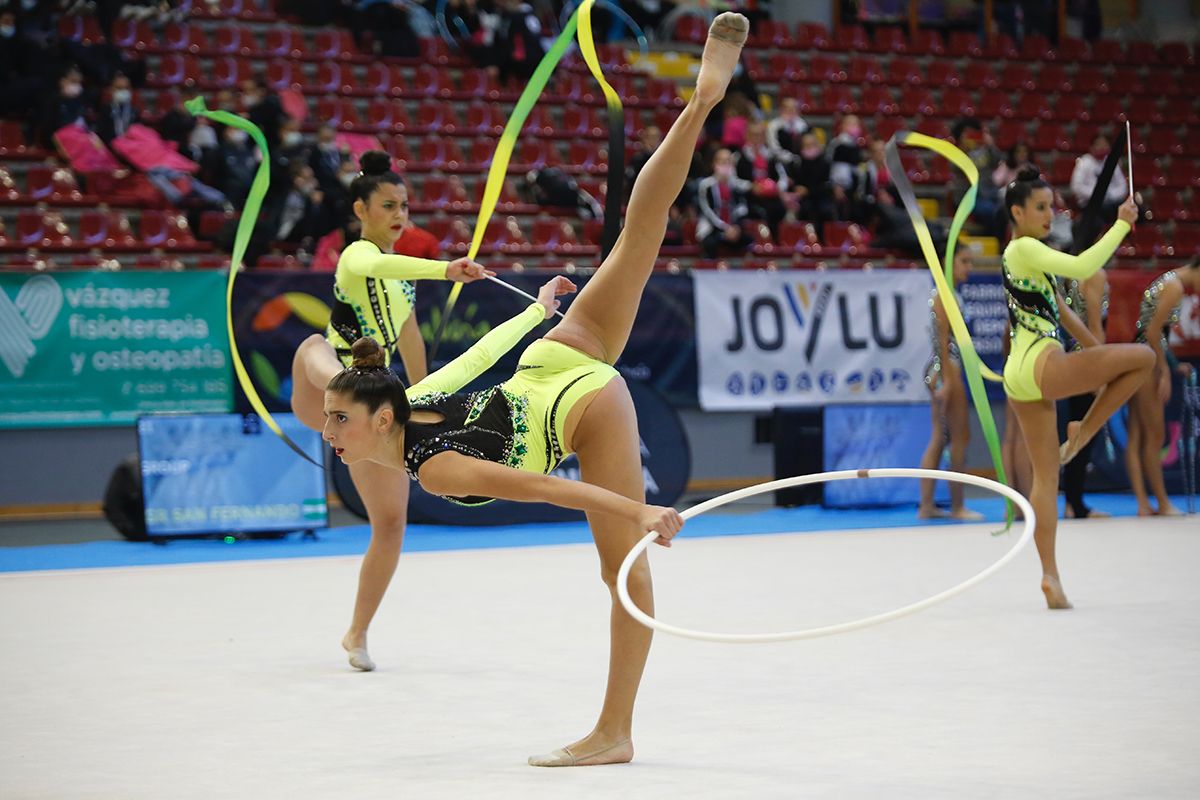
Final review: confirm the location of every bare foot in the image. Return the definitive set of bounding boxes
[1157,503,1184,517]
[1136,504,1156,517]
[528,734,633,767]
[1059,421,1083,465]
[1084,509,1111,518]
[694,12,749,107]
[1041,575,1073,610]
[949,507,984,521]
[342,632,375,672]
[917,505,947,520]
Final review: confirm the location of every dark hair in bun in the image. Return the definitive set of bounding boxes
[349,150,404,205]
[326,338,411,424]
[1004,166,1051,222]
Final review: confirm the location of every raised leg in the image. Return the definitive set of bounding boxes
[545,13,748,364]
[528,378,646,767]
[291,334,344,431]
[1042,343,1154,463]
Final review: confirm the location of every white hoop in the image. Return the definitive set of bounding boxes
[616,468,1035,644]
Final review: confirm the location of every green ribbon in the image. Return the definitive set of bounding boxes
[185,97,322,468]
[429,0,624,361]
[884,131,1012,528]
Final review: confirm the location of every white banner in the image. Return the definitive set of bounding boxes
[695,270,934,410]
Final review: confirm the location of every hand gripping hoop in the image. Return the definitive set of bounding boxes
[616,468,1035,644]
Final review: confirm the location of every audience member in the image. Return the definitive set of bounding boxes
[697,148,754,259]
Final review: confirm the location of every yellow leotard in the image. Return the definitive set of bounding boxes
[1001,219,1130,402]
[403,303,620,504]
[325,240,449,367]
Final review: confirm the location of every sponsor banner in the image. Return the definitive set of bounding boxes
[1107,269,1200,357]
[822,403,949,507]
[138,413,327,536]
[959,273,1009,400]
[230,271,699,412]
[694,270,933,410]
[0,271,231,428]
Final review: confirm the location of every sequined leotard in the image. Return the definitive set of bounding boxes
[1133,270,1181,350]
[924,287,964,388]
[1001,219,1130,402]
[1057,274,1109,351]
[402,303,620,506]
[325,240,449,366]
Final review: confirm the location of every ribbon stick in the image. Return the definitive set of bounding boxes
[186,97,323,468]
[884,131,1011,526]
[429,0,623,361]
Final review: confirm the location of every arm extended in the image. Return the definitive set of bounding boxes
[419,451,684,544]
[1008,220,1130,281]
[406,302,545,398]
[341,241,449,280]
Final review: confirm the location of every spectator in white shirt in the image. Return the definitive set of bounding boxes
[1070,133,1127,215]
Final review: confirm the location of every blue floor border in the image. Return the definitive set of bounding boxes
[0,494,1185,574]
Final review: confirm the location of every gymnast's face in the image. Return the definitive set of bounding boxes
[355,182,410,248]
[952,248,973,284]
[1011,187,1054,239]
[321,391,398,465]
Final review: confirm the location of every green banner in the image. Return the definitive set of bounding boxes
[0,270,232,428]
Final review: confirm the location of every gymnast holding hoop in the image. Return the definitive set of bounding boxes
[289,156,493,673]
[1000,167,1152,609]
[312,13,750,767]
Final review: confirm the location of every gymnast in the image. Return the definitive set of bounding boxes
[1125,259,1199,516]
[918,243,984,521]
[289,154,492,672]
[314,13,750,766]
[1000,167,1153,609]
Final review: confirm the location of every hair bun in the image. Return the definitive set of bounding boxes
[1015,165,1041,182]
[349,337,387,370]
[358,150,392,177]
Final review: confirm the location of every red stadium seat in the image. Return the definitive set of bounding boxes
[1148,193,1189,223]
[313,62,351,94]
[1128,96,1164,125]
[212,23,256,57]
[263,27,303,59]
[977,90,1016,120]
[809,55,844,84]
[1057,38,1089,62]
[898,87,935,116]
[1160,42,1193,67]
[672,15,706,45]
[1089,40,1126,65]
[1141,128,1183,157]
[909,29,943,55]
[993,119,1028,150]
[886,57,923,86]
[963,61,999,90]
[794,23,830,50]
[1045,94,1087,123]
[829,25,869,52]
[947,31,982,58]
[1127,40,1159,65]
[748,19,792,49]
[1029,123,1072,153]
[939,88,977,118]
[998,63,1036,92]
[365,99,409,133]
[1021,34,1055,61]
[311,29,358,61]
[847,56,884,85]
[265,59,302,92]
[1118,226,1162,258]
[79,210,138,249]
[415,100,460,135]
[871,27,908,54]
[1037,64,1072,93]
[1073,66,1107,94]
[859,87,897,115]
[463,102,504,137]
[925,60,961,88]
[1172,224,1200,256]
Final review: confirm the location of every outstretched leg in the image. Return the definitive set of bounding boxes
[918,388,948,518]
[291,334,344,431]
[546,12,749,364]
[529,378,646,767]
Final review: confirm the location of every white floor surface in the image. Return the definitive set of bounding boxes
[2,516,1198,800]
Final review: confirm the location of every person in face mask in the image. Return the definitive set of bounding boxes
[951,116,1005,238]
[37,66,88,148]
[96,72,141,143]
[696,147,754,259]
[766,97,810,159]
[309,123,347,189]
[786,131,835,234]
[215,122,259,204]
[1070,133,1127,213]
